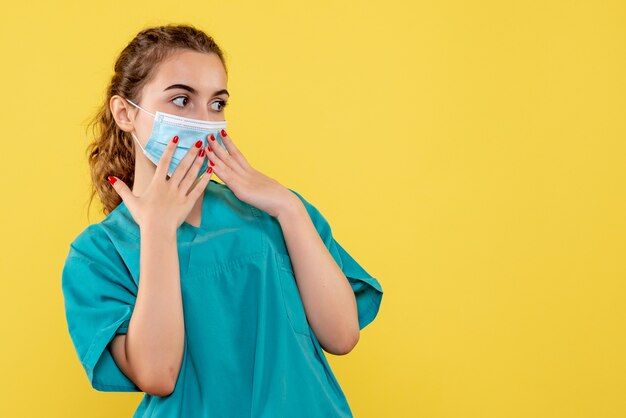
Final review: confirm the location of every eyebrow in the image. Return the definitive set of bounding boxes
[163,84,229,97]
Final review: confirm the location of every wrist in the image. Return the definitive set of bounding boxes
[139,221,178,239]
[276,194,307,223]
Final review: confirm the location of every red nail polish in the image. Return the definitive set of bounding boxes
[207,144,213,152]
[107,176,117,185]
[195,140,203,148]
[199,149,206,157]
[172,136,179,143]
[209,134,215,142]
[220,129,227,137]
[206,166,213,174]
[210,160,215,166]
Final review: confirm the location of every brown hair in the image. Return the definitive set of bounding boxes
[85,23,227,218]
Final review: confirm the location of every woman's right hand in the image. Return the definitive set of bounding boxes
[107,136,213,231]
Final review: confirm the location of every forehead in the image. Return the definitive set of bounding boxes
[146,49,227,94]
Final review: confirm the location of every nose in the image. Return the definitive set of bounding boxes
[192,107,225,123]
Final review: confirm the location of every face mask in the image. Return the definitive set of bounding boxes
[123,97,227,178]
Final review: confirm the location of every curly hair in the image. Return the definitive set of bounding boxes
[85,23,227,217]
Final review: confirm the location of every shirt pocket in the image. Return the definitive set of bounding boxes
[275,252,310,336]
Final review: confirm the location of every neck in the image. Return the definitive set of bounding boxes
[131,151,157,196]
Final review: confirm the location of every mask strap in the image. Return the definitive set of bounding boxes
[130,132,147,153]
[124,97,152,154]
[124,97,156,118]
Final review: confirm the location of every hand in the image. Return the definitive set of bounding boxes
[107,136,214,231]
[205,129,296,218]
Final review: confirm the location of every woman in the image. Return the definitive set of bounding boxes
[61,23,383,417]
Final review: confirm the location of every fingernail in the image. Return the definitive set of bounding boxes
[207,144,213,152]
[210,160,215,166]
[199,149,206,157]
[195,140,203,148]
[107,176,117,185]
[206,166,213,174]
[172,136,179,143]
[220,129,227,137]
[209,134,216,142]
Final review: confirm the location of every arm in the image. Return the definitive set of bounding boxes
[110,224,184,396]
[276,196,360,355]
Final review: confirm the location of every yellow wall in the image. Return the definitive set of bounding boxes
[1,1,624,417]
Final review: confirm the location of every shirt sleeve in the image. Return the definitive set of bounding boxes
[287,188,384,330]
[61,226,141,392]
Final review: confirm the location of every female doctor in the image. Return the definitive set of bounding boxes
[61,23,383,417]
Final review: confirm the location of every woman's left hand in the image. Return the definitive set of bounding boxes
[204,129,297,218]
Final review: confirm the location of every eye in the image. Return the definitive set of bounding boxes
[211,100,228,112]
[171,96,188,107]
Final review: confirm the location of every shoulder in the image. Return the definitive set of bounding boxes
[99,198,141,240]
[65,213,129,273]
[67,223,113,260]
[62,222,133,294]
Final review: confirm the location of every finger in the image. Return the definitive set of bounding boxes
[218,129,251,170]
[155,135,180,180]
[179,146,207,195]
[187,165,214,201]
[207,132,246,176]
[107,175,135,210]
[206,147,237,186]
[170,139,205,187]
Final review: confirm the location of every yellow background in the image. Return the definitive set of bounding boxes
[1,1,625,417]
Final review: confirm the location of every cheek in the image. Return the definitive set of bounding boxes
[134,119,156,144]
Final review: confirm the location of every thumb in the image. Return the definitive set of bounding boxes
[107,175,134,206]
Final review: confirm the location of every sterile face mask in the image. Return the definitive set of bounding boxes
[123,97,227,178]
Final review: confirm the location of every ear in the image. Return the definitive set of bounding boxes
[109,95,136,133]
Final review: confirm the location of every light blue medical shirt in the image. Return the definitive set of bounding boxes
[61,180,383,417]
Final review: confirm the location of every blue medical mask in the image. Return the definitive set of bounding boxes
[123,97,227,178]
